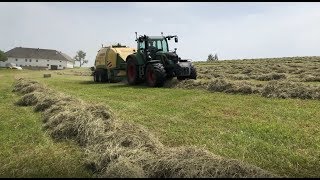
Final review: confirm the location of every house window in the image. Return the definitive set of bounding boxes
[47,64,49,66]
[15,59,18,61]
[59,65,62,67]
[29,59,32,62]
[25,59,27,62]
[60,61,62,62]
[36,60,38,62]
[20,65,22,67]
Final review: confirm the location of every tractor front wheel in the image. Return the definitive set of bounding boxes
[146,63,166,87]
[126,58,141,85]
[189,65,197,80]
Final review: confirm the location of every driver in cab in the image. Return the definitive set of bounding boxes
[148,41,157,51]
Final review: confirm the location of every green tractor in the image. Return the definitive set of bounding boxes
[126,32,197,87]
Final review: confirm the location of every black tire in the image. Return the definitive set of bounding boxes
[177,76,186,81]
[126,58,141,85]
[100,70,108,83]
[98,72,103,83]
[166,71,174,81]
[166,76,174,81]
[145,63,166,87]
[93,72,97,82]
[95,71,101,83]
[96,69,108,83]
[189,64,197,80]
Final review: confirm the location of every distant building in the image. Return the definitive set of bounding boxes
[0,47,74,70]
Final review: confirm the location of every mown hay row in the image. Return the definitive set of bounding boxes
[167,77,320,100]
[261,80,320,100]
[12,78,277,178]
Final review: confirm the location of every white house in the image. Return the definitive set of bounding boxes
[0,47,74,70]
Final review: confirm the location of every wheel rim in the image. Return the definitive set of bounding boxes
[128,63,136,82]
[147,66,155,86]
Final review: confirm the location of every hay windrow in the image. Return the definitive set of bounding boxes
[146,146,276,178]
[13,78,44,94]
[101,157,147,178]
[261,80,320,99]
[13,78,278,178]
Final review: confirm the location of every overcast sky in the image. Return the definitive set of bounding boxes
[1,2,320,67]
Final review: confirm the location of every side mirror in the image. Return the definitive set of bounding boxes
[175,37,178,43]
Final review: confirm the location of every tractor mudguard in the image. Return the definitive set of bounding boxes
[126,54,140,65]
[127,54,145,66]
[147,60,161,64]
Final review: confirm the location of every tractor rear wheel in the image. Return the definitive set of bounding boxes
[146,63,166,87]
[126,58,141,85]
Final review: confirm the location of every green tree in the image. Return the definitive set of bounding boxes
[74,50,88,67]
[0,50,8,62]
[214,53,219,61]
[207,53,214,62]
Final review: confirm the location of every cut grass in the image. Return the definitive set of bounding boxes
[0,69,93,178]
[9,68,319,178]
[13,78,274,178]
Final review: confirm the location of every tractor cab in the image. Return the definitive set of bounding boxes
[136,34,179,63]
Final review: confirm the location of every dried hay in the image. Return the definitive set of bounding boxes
[13,78,278,178]
[146,146,276,178]
[261,80,320,100]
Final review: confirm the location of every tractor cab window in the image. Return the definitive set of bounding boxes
[147,39,168,52]
[138,42,145,51]
[148,40,157,51]
[159,39,168,52]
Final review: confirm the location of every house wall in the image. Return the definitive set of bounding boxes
[66,61,74,68]
[0,57,73,69]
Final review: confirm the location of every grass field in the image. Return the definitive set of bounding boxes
[177,57,320,100]
[1,57,320,177]
[0,70,93,178]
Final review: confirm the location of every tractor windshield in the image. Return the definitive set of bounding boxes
[148,39,168,52]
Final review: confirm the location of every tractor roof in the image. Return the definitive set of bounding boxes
[148,36,165,40]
